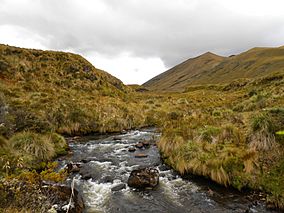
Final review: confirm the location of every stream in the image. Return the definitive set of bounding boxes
[60,128,278,213]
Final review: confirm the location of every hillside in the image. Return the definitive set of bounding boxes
[143,52,225,92]
[0,44,127,95]
[144,46,284,92]
[0,44,147,137]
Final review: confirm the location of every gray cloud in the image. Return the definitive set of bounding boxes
[1,0,284,67]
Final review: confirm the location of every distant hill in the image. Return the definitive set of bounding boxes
[143,46,284,92]
[143,52,225,92]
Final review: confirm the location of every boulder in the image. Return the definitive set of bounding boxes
[111,183,126,192]
[66,163,81,173]
[127,168,159,189]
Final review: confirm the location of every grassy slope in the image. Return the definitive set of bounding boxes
[143,52,225,92]
[144,46,284,92]
[0,44,147,136]
[157,73,284,209]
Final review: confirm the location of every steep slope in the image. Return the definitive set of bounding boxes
[143,52,225,92]
[144,46,284,92]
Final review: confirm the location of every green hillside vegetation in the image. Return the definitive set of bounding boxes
[0,44,284,211]
[143,46,284,92]
[157,73,284,209]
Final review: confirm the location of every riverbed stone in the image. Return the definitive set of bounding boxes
[128,147,136,152]
[127,167,159,189]
[66,162,81,173]
[111,183,126,191]
[142,141,150,148]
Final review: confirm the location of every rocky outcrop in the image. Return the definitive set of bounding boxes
[127,168,159,189]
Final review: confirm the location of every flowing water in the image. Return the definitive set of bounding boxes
[60,129,278,213]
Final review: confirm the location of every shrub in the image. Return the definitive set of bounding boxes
[10,132,55,161]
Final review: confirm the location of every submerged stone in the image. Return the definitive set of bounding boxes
[111,183,126,191]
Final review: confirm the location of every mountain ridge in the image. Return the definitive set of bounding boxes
[143,45,284,92]
[143,51,225,92]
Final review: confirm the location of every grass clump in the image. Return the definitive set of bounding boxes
[10,132,55,161]
[48,132,68,156]
[250,113,276,151]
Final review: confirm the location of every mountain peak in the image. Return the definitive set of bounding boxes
[198,51,220,58]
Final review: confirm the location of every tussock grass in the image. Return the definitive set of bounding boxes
[10,132,55,161]
[250,113,276,151]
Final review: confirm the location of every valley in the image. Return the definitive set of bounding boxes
[0,44,283,212]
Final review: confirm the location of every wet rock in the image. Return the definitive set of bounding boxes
[81,173,92,180]
[135,143,144,149]
[142,141,150,148]
[79,163,101,180]
[121,130,127,134]
[158,164,170,171]
[100,175,113,183]
[66,163,81,173]
[134,153,148,158]
[111,183,126,192]
[80,157,98,163]
[113,136,122,141]
[81,159,89,163]
[128,147,136,152]
[127,168,159,189]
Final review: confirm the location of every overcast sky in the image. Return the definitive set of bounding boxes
[1,0,284,84]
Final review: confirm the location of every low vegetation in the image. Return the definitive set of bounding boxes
[157,73,284,209]
[0,44,284,211]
